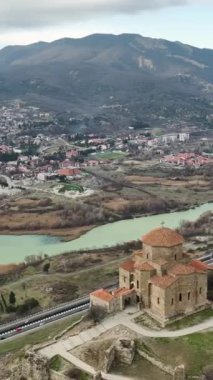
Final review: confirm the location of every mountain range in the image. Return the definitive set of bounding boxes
[0,33,213,129]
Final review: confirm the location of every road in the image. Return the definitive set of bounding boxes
[0,283,117,341]
[0,298,90,341]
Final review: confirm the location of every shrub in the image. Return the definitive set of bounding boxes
[87,305,107,323]
[6,305,17,313]
[16,298,39,315]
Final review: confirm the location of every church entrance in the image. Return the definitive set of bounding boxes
[124,297,131,307]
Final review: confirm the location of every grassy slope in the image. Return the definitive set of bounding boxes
[0,314,81,356]
[0,262,119,313]
[146,331,213,376]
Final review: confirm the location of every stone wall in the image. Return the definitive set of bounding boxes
[90,295,112,313]
[150,271,208,321]
[135,269,154,307]
[143,244,183,262]
[196,273,208,307]
[164,281,179,318]
[103,345,115,373]
[119,267,131,289]
[51,368,101,380]
[137,349,186,380]
[103,339,135,373]
[150,284,165,317]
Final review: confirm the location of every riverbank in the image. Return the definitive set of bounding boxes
[0,224,95,242]
[0,199,210,242]
[0,202,212,264]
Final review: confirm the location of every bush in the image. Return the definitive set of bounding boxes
[50,355,61,372]
[16,298,39,315]
[87,305,107,323]
[6,305,17,313]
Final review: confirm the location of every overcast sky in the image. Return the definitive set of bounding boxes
[0,0,212,48]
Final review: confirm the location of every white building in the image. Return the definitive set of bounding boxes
[179,133,190,142]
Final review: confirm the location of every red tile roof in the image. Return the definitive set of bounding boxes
[90,289,113,302]
[150,275,177,289]
[120,260,135,272]
[134,262,155,271]
[113,288,135,298]
[58,168,80,176]
[169,264,195,276]
[190,260,209,272]
[141,227,184,247]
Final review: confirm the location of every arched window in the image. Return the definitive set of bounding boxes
[179,293,182,302]
[171,298,174,305]
[137,280,139,289]
[174,254,177,261]
[188,292,191,300]
[199,287,202,294]
[157,297,160,305]
[147,253,149,259]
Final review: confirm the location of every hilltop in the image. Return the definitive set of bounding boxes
[0,33,213,129]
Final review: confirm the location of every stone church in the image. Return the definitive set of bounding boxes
[90,227,208,324]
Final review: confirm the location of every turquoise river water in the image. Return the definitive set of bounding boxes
[0,202,212,264]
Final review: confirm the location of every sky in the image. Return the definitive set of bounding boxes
[0,0,212,49]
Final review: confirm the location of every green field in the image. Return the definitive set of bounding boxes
[146,331,213,376]
[89,151,127,160]
[58,183,84,193]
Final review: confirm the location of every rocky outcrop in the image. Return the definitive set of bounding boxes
[10,350,51,380]
[103,339,135,373]
[115,339,135,365]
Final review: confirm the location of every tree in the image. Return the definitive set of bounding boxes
[87,305,106,323]
[21,282,27,299]
[9,291,16,305]
[16,298,39,316]
[1,293,7,311]
[43,262,50,274]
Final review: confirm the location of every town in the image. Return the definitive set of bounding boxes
[0,101,212,201]
[0,0,213,377]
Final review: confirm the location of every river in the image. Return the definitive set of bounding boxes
[0,203,212,264]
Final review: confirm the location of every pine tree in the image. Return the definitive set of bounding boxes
[1,293,7,311]
[43,262,50,273]
[9,291,16,305]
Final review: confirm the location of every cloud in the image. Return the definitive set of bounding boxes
[0,0,188,30]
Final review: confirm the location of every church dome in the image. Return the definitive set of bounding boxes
[141,227,184,248]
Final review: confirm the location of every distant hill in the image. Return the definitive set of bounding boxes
[0,33,212,130]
